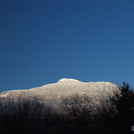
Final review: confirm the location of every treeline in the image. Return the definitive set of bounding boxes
[0,82,134,134]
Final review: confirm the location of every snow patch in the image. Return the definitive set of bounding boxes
[58,78,82,83]
[0,91,8,97]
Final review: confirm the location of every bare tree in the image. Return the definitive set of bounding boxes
[59,94,93,123]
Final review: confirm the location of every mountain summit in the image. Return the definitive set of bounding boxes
[0,78,119,108]
[58,78,82,83]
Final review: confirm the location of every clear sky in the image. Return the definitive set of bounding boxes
[1,0,134,92]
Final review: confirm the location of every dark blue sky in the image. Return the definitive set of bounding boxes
[1,0,134,92]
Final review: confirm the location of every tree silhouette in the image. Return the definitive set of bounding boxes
[111,82,134,134]
[97,82,134,134]
[59,94,93,125]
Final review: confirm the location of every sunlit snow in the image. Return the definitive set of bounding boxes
[0,78,119,108]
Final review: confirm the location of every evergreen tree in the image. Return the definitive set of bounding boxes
[111,82,134,134]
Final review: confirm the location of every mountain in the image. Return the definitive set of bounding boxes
[0,78,119,108]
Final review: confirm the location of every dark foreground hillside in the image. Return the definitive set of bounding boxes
[0,82,134,134]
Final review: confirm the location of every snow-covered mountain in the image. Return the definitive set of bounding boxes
[0,78,119,108]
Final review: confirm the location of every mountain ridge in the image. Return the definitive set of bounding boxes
[0,78,119,108]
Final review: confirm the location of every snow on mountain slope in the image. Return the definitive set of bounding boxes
[0,78,119,107]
